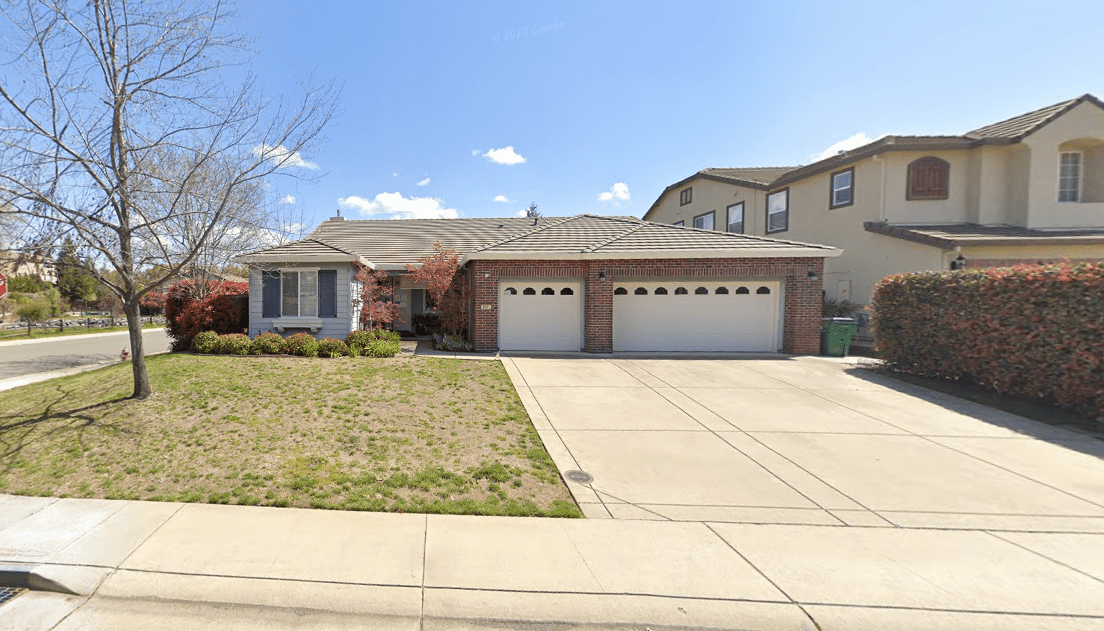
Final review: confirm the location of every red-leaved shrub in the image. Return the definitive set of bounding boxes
[871,261,1104,418]
[165,279,249,352]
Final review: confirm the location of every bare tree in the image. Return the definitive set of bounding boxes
[0,0,338,398]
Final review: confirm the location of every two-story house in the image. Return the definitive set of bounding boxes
[643,94,1104,306]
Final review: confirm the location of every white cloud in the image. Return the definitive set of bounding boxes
[809,133,881,163]
[392,172,399,177]
[278,194,295,205]
[598,182,630,202]
[516,210,528,217]
[471,149,481,156]
[417,177,430,186]
[251,144,319,170]
[483,146,526,165]
[493,194,510,203]
[337,192,458,220]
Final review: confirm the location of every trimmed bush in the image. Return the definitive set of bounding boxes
[317,337,350,358]
[346,329,400,356]
[191,331,220,354]
[871,262,1104,418]
[165,279,248,352]
[250,332,285,355]
[283,332,319,357]
[362,338,401,357]
[217,333,251,355]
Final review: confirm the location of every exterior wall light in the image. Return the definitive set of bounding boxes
[950,255,967,271]
[597,271,607,280]
[806,270,819,282]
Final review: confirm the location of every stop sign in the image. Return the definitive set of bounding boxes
[0,272,6,299]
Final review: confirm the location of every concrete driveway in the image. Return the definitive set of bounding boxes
[501,355,1104,532]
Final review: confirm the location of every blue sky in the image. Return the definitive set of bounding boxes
[236,0,1104,227]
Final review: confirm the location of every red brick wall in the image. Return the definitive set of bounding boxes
[467,257,824,355]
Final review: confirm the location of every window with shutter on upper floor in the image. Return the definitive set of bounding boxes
[907,157,949,200]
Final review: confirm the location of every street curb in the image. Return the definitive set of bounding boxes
[0,327,166,347]
[0,565,77,595]
[0,349,170,393]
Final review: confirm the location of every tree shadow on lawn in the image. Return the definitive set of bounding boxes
[0,380,132,475]
[843,366,1104,461]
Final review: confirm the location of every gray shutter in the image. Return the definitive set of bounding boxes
[318,270,337,318]
[262,271,281,318]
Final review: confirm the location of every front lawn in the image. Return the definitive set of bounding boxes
[0,354,581,517]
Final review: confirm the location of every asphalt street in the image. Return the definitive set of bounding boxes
[0,328,171,381]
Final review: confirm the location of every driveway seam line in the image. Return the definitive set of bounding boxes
[115,501,186,571]
[983,530,1104,586]
[589,488,674,521]
[703,523,823,629]
[43,501,130,562]
[420,514,428,631]
[790,369,1104,514]
[628,361,847,526]
[503,357,609,516]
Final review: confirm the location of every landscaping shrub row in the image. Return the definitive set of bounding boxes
[191,329,402,358]
[871,262,1104,418]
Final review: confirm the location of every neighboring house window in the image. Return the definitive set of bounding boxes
[693,211,715,230]
[830,167,854,208]
[282,270,318,317]
[726,202,744,233]
[673,220,685,227]
[766,189,788,233]
[1058,151,1082,202]
[679,187,692,205]
[907,157,949,200]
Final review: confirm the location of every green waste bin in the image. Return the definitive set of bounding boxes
[821,317,858,357]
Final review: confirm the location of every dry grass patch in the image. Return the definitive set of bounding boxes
[0,354,580,517]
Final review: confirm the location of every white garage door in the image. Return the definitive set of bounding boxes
[499,281,582,351]
[613,280,780,352]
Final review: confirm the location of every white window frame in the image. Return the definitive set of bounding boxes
[766,189,789,233]
[830,168,854,208]
[726,202,744,233]
[281,268,319,317]
[1058,151,1082,203]
[693,211,715,231]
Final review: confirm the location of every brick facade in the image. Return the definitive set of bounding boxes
[467,257,824,355]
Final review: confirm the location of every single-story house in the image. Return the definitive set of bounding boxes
[234,214,840,354]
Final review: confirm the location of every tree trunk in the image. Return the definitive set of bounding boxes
[124,296,151,399]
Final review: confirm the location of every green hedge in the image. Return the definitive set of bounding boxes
[188,330,402,359]
[871,262,1104,418]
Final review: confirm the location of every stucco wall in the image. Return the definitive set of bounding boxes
[247,263,356,339]
[1023,101,1104,228]
[645,178,766,233]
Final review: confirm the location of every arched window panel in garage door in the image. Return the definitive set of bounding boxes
[498,281,583,351]
[612,280,780,352]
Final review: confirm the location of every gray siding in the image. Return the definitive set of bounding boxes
[248,263,356,340]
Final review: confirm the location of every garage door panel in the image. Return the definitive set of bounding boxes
[613,281,779,352]
[499,281,582,351]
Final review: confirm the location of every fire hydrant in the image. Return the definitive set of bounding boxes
[120,348,130,362]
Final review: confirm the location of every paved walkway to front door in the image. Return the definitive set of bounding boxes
[501,354,1104,532]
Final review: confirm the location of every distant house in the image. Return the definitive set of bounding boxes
[0,250,57,284]
[235,214,839,354]
[643,94,1104,305]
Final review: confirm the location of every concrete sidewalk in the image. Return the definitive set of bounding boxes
[3,494,1104,630]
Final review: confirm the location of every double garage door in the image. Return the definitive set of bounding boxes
[498,279,780,352]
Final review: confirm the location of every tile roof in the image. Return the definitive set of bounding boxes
[699,167,798,186]
[469,215,838,259]
[966,95,1103,140]
[237,215,839,266]
[864,222,1104,249]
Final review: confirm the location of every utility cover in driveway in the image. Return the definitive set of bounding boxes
[613,280,780,352]
[499,281,582,351]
